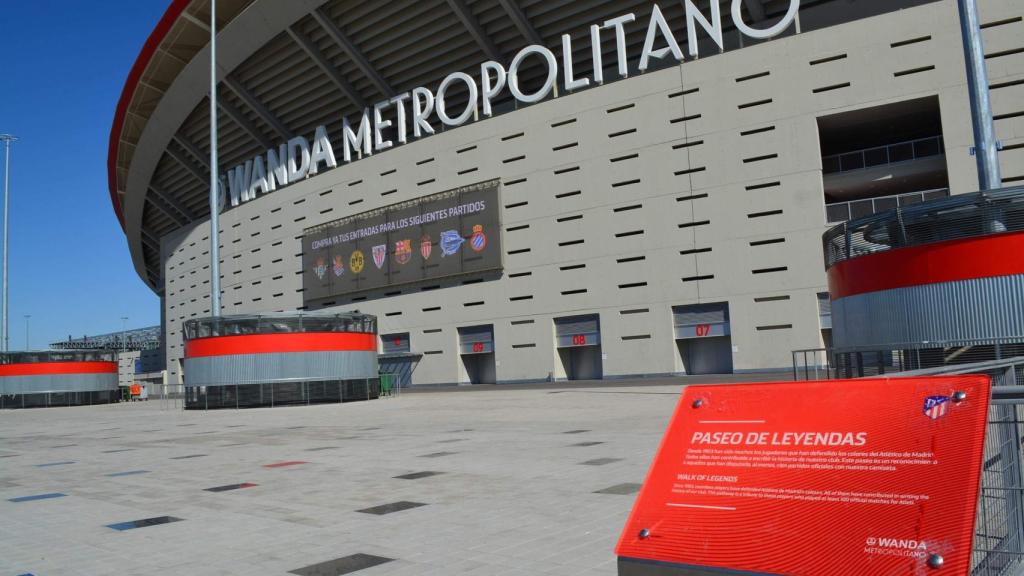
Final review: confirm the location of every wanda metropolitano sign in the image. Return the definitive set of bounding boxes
[217,0,801,210]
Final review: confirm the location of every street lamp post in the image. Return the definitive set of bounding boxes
[23,314,29,350]
[209,0,221,316]
[121,316,128,353]
[957,0,1002,190]
[0,134,16,353]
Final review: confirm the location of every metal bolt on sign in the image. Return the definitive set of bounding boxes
[952,391,967,403]
[692,399,703,409]
[927,554,944,569]
[638,528,650,539]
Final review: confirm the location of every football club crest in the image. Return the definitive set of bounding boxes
[332,255,345,277]
[440,230,465,257]
[372,244,387,269]
[923,395,950,420]
[469,224,487,252]
[313,257,328,280]
[420,235,433,260]
[395,239,412,265]
[349,249,365,274]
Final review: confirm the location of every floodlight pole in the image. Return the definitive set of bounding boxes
[23,314,29,351]
[957,0,1001,190]
[209,0,221,316]
[0,134,16,353]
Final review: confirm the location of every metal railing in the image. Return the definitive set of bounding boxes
[825,188,950,224]
[822,135,945,174]
[790,351,1024,575]
[823,185,1024,269]
[183,311,376,340]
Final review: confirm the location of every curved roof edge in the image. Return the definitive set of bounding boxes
[107,0,192,232]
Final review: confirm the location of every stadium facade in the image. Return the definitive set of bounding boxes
[110,0,1024,386]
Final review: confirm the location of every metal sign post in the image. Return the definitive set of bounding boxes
[957,0,1002,190]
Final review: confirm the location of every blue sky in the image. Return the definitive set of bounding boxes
[0,1,169,349]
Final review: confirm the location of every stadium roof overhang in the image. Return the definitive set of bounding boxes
[109,0,789,293]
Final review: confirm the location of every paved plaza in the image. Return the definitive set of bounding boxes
[0,381,702,575]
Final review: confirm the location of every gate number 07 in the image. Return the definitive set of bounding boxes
[694,324,712,337]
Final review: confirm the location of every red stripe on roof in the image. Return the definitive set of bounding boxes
[108,0,194,231]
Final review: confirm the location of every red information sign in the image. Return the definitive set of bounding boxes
[617,377,991,575]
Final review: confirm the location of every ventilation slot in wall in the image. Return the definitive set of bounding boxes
[510,295,533,301]
[554,166,580,175]
[609,128,637,138]
[612,179,641,188]
[670,114,702,124]
[668,87,698,98]
[505,201,528,209]
[457,145,476,154]
[757,324,792,331]
[458,167,478,175]
[675,167,707,176]
[556,190,581,199]
[424,328,442,333]
[418,178,435,186]
[509,248,532,255]
[673,139,704,149]
[502,132,525,141]
[381,189,397,196]
[557,214,583,223]
[507,224,530,232]
[743,154,778,164]
[741,126,775,136]
[620,308,648,315]
[619,282,647,289]
[509,271,532,278]
[615,230,644,238]
[614,204,642,212]
[562,289,587,295]
[503,155,525,164]
[622,334,651,341]
[511,319,535,325]
[809,54,847,66]
[987,47,1024,60]
[423,306,441,312]
[505,177,527,186]
[682,275,714,282]
[891,35,930,48]
[750,238,785,246]
[416,157,434,166]
[559,239,584,247]
[617,256,644,264]
[754,295,790,303]
[678,220,710,229]
[813,83,851,94]
[746,181,781,191]
[981,16,1022,29]
[551,118,576,128]
[607,103,636,113]
[349,199,363,206]
[894,66,935,77]
[560,263,586,271]
[738,99,772,110]
[736,71,770,82]
[748,210,783,218]
[610,153,639,163]
[752,266,788,274]
[677,193,709,202]
[553,142,578,151]
[381,168,397,176]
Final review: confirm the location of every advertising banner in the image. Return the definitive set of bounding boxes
[302,180,501,302]
[617,376,991,576]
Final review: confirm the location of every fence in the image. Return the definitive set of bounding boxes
[790,351,1024,575]
[825,188,949,224]
[822,135,945,175]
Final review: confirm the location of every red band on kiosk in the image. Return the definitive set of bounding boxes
[184,332,376,358]
[0,361,118,377]
[828,231,1024,299]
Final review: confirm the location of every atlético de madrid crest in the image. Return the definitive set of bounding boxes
[923,395,950,420]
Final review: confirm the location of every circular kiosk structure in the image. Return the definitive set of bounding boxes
[182,312,378,409]
[824,185,1024,375]
[0,350,119,408]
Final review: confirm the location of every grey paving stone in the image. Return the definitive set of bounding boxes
[289,553,394,575]
[594,483,642,495]
[580,458,623,466]
[356,501,427,515]
[393,471,444,480]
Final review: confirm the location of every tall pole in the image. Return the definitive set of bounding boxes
[957,0,1001,190]
[23,314,29,350]
[0,134,16,353]
[121,316,128,353]
[209,0,221,316]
